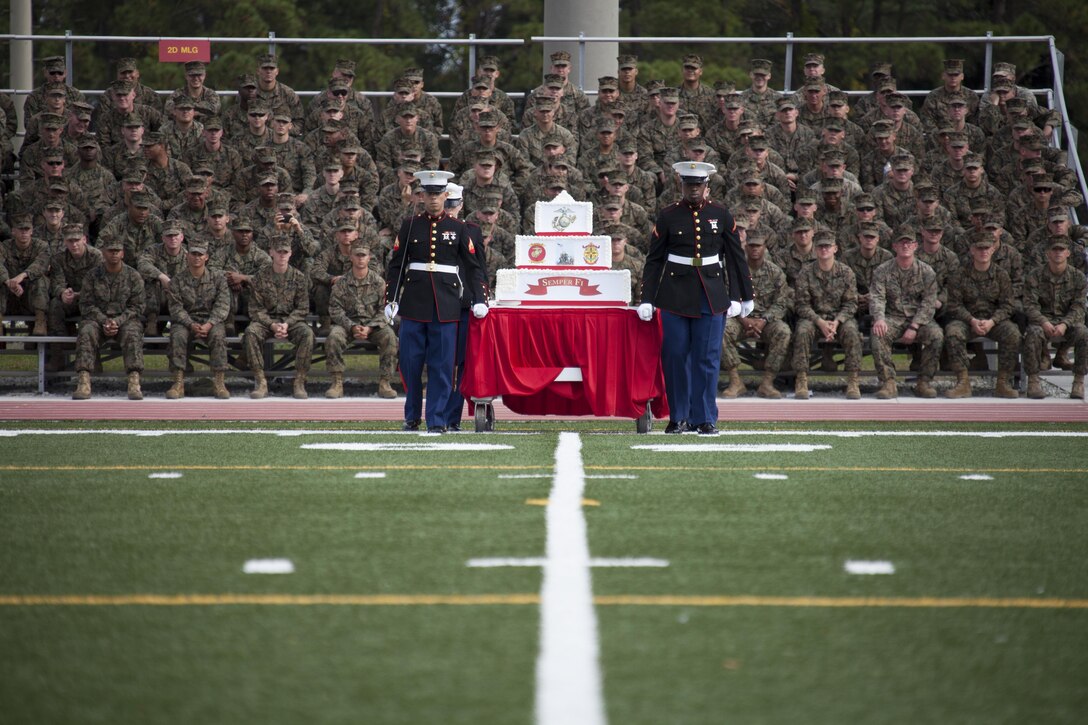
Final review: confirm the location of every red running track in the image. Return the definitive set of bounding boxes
[1,397,1085,423]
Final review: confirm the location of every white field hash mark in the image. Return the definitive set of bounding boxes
[535,432,607,725]
[243,559,295,574]
[845,560,896,575]
[147,472,183,479]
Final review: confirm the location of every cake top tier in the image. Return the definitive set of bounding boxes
[534,191,593,235]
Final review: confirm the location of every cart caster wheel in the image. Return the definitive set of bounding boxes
[474,403,495,432]
[635,403,653,434]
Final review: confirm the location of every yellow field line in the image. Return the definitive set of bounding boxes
[0,594,540,606]
[2,464,1087,474]
[2,594,1086,609]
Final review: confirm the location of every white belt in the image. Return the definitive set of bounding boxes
[667,253,720,267]
[408,262,459,274]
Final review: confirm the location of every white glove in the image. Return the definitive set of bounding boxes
[383,303,399,323]
[637,303,654,322]
[740,300,755,318]
[726,301,743,318]
[472,302,489,319]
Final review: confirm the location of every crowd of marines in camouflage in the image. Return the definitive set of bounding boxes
[0,50,1083,400]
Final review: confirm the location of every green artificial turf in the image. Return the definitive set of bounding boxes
[2,424,1086,724]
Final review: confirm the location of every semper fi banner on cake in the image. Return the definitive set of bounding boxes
[495,269,631,305]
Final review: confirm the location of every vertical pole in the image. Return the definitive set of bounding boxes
[65,29,73,83]
[468,33,477,82]
[543,0,618,100]
[983,31,993,93]
[10,0,33,147]
[784,32,794,93]
[268,31,276,56]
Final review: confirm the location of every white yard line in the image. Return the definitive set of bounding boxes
[535,432,607,725]
[299,443,514,452]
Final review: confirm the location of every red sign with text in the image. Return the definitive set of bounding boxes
[158,40,211,63]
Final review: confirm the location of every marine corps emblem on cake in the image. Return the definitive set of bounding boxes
[528,242,547,263]
[551,207,577,232]
[582,242,600,265]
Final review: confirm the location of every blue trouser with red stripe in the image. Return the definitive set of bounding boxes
[399,315,458,428]
[660,295,724,426]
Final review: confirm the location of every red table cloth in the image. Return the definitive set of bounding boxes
[461,307,669,419]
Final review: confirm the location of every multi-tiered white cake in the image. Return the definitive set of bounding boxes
[494,192,631,306]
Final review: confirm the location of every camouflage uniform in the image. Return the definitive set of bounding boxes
[137,243,189,320]
[517,124,579,168]
[722,259,792,372]
[326,267,398,380]
[48,245,103,333]
[65,162,119,219]
[182,144,245,205]
[793,260,862,372]
[144,158,194,214]
[310,245,354,320]
[739,88,781,126]
[376,182,414,232]
[92,104,163,149]
[869,258,943,381]
[75,262,145,373]
[270,137,316,194]
[775,243,817,288]
[375,128,441,183]
[1023,263,1088,376]
[945,262,1020,372]
[942,179,1007,229]
[165,87,221,118]
[255,83,303,131]
[764,123,818,178]
[244,264,314,373]
[159,120,204,160]
[98,214,163,262]
[167,266,232,371]
[916,243,961,316]
[637,116,683,176]
[611,246,646,305]
[871,183,916,231]
[216,244,272,323]
[0,237,51,318]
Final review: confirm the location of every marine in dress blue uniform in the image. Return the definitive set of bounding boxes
[385,171,489,432]
[639,161,754,434]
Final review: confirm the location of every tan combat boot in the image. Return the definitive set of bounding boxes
[794,371,809,399]
[165,370,185,400]
[377,377,397,399]
[127,371,143,400]
[913,375,937,398]
[944,369,972,399]
[845,371,861,400]
[251,370,268,399]
[72,370,91,400]
[875,377,897,400]
[721,368,745,398]
[1072,374,1084,400]
[33,310,47,335]
[995,371,1019,399]
[293,372,308,400]
[325,372,344,399]
[212,371,231,399]
[756,371,781,399]
[1025,374,1045,399]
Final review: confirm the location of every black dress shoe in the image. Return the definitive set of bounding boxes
[427,425,447,433]
[664,420,688,434]
[403,420,420,431]
[447,423,461,432]
[695,423,719,436]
